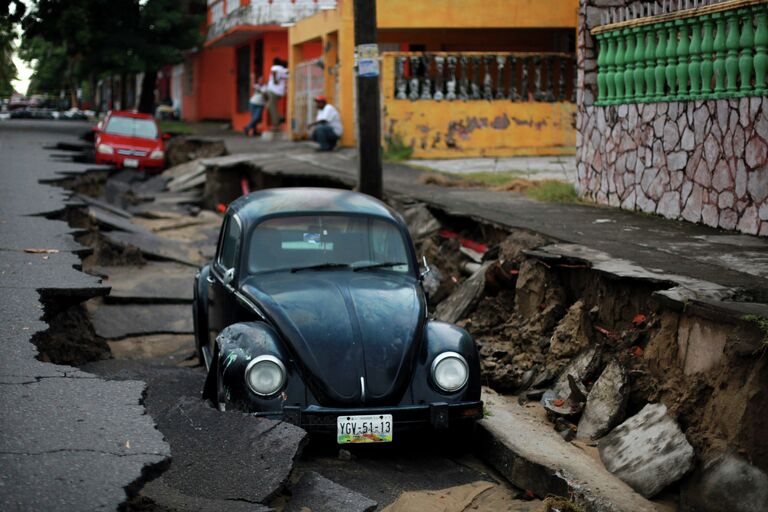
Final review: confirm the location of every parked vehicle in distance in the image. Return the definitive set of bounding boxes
[94,111,168,172]
[193,188,483,444]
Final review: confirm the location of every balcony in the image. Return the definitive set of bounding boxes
[381,51,577,158]
[592,0,767,105]
[207,0,337,45]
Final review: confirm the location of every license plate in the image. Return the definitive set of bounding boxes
[124,158,139,168]
[337,414,393,444]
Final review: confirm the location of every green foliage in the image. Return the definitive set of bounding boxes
[524,180,581,204]
[19,0,204,100]
[383,133,414,162]
[0,0,26,96]
[158,120,197,134]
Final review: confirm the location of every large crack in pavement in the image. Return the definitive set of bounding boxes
[0,120,171,512]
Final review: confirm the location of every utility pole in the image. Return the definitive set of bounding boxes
[353,0,382,199]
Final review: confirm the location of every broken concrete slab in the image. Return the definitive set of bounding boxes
[577,360,629,441]
[478,389,656,512]
[88,303,194,339]
[546,300,595,377]
[286,471,377,512]
[161,397,307,504]
[75,193,133,218]
[90,263,195,302]
[679,453,768,512]
[552,345,602,398]
[102,230,205,266]
[514,258,567,332]
[434,262,491,323]
[402,203,441,240]
[599,403,694,498]
[86,205,151,234]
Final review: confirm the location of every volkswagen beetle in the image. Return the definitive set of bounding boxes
[194,188,482,444]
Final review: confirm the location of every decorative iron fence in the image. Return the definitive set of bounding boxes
[387,52,577,103]
[592,0,767,105]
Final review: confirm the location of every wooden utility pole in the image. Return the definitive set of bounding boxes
[353,0,382,198]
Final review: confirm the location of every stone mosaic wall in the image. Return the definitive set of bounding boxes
[576,1,768,235]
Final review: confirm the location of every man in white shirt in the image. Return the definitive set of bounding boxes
[266,58,288,132]
[309,95,343,151]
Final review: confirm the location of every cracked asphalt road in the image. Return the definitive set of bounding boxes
[0,120,170,511]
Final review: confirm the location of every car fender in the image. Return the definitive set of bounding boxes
[209,321,299,411]
[410,321,482,402]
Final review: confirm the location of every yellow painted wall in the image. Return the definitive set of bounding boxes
[380,50,576,158]
[384,100,576,158]
[377,0,578,29]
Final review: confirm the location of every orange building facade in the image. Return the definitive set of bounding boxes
[179,0,334,133]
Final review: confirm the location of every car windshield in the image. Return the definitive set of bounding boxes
[104,116,158,139]
[248,215,411,274]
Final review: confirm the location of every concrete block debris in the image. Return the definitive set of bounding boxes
[599,403,694,498]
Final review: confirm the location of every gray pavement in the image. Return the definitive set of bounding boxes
[0,120,170,511]
[211,133,768,312]
[405,155,577,183]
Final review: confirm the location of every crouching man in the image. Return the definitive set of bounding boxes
[309,95,343,151]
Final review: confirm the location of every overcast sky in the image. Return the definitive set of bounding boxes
[12,0,33,95]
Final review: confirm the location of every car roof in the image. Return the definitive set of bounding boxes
[229,188,404,226]
[107,110,155,120]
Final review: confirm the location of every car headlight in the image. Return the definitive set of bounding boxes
[245,355,286,397]
[149,149,164,159]
[431,352,469,393]
[97,143,114,155]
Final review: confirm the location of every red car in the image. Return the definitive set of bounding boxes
[94,111,169,172]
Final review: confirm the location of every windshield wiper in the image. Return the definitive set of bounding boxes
[353,261,407,272]
[290,263,352,273]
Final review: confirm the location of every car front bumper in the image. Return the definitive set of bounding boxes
[253,400,483,433]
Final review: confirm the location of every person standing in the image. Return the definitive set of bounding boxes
[244,78,265,137]
[308,95,343,151]
[266,58,288,132]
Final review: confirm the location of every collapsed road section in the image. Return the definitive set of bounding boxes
[0,120,170,511]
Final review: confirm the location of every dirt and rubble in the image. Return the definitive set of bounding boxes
[398,194,768,506]
[38,137,768,511]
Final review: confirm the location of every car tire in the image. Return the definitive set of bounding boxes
[192,272,209,368]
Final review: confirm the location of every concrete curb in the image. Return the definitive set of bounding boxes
[476,390,658,512]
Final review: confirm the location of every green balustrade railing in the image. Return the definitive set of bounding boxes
[593,0,768,105]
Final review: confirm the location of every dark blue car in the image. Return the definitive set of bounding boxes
[194,188,482,444]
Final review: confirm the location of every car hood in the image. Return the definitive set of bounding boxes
[98,133,161,151]
[241,271,425,406]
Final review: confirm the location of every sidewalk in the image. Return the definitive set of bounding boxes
[205,133,768,316]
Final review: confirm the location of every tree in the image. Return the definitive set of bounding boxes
[135,0,204,113]
[0,0,25,96]
[20,0,203,110]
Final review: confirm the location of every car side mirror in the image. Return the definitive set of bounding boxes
[162,132,172,140]
[419,256,431,279]
[223,267,235,285]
